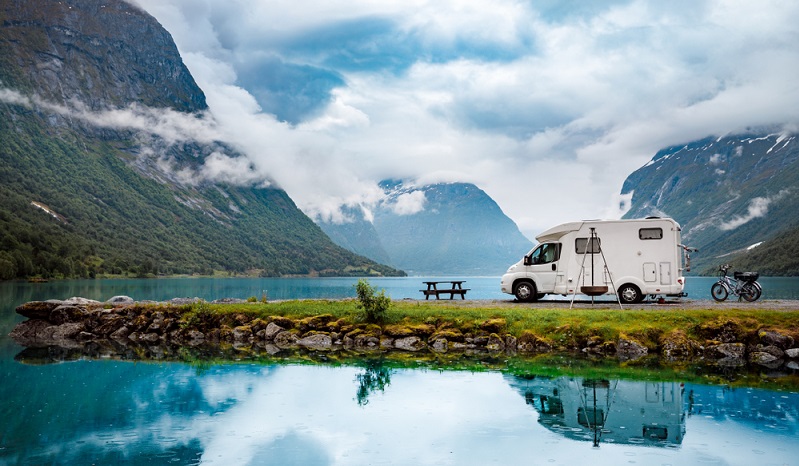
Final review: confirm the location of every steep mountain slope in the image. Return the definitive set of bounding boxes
[319,181,533,275]
[0,0,401,279]
[621,132,799,274]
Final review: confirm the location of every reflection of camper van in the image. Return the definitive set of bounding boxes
[500,218,693,303]
[506,375,686,447]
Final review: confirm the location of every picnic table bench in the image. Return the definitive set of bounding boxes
[420,281,470,300]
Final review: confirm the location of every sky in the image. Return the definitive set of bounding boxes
[127,0,799,239]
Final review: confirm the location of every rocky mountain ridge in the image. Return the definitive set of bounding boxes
[319,181,533,275]
[0,0,401,279]
[621,131,799,275]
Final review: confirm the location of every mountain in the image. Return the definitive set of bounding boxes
[621,131,799,275]
[318,181,533,275]
[0,0,402,279]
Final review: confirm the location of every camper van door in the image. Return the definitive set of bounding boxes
[526,242,560,293]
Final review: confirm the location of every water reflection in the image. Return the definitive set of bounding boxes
[1,357,798,465]
[506,375,685,447]
[354,359,393,406]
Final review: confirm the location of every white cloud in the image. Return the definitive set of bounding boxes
[121,0,799,238]
[719,189,790,231]
[388,191,427,215]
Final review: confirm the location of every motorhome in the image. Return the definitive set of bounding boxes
[500,217,693,303]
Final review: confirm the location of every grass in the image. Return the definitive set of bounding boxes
[187,299,799,348]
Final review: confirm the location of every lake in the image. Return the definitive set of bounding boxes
[2,277,799,465]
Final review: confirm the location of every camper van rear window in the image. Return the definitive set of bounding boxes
[575,237,601,254]
[639,228,663,240]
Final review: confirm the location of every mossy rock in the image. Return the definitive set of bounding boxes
[269,316,295,329]
[383,325,416,338]
[695,318,747,343]
[299,314,335,330]
[430,328,464,342]
[480,318,506,334]
[517,331,553,353]
[659,330,700,359]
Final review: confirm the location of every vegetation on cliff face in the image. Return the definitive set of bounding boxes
[0,0,403,279]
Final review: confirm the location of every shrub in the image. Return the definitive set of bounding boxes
[355,279,391,323]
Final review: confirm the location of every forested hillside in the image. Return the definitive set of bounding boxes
[0,0,401,279]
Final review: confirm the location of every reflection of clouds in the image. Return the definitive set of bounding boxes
[8,362,799,465]
[194,367,540,465]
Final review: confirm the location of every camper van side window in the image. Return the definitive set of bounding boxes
[639,228,663,240]
[575,237,600,254]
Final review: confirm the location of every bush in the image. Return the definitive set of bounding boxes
[355,279,391,323]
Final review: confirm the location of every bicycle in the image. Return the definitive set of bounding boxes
[711,264,761,302]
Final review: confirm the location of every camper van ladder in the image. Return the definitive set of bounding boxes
[570,227,623,310]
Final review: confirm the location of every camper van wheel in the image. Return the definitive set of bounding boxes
[513,281,538,302]
[618,284,643,304]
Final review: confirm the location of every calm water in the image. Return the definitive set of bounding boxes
[2,277,799,465]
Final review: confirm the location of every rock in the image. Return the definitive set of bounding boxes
[617,337,648,360]
[752,344,784,359]
[704,343,745,362]
[107,296,134,305]
[9,319,52,344]
[76,331,95,342]
[786,348,799,359]
[211,298,247,304]
[758,330,794,350]
[263,322,285,341]
[48,305,87,325]
[696,319,743,343]
[394,336,425,351]
[380,337,394,349]
[660,330,698,360]
[232,326,253,342]
[63,297,102,306]
[749,351,781,366]
[297,333,333,350]
[430,338,448,352]
[486,334,505,351]
[505,335,517,351]
[274,331,299,348]
[110,326,131,340]
[50,323,85,340]
[96,315,126,337]
[787,361,799,370]
[16,301,64,320]
[141,333,160,343]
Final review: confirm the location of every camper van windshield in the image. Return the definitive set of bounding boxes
[529,243,560,264]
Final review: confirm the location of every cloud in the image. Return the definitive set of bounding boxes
[121,1,799,237]
[719,189,790,231]
[387,191,427,216]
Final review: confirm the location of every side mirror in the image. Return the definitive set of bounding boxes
[523,256,531,266]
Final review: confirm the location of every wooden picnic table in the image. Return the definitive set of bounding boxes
[420,281,470,300]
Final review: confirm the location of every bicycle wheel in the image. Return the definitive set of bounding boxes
[711,283,728,302]
[741,282,760,302]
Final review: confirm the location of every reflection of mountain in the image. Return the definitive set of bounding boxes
[504,375,686,447]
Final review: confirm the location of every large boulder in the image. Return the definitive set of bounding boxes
[394,336,425,351]
[16,301,63,320]
[297,333,333,350]
[617,337,648,360]
[758,330,794,350]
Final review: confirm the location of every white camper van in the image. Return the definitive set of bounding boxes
[500,218,693,303]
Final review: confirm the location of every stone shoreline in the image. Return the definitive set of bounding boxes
[8,296,799,369]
